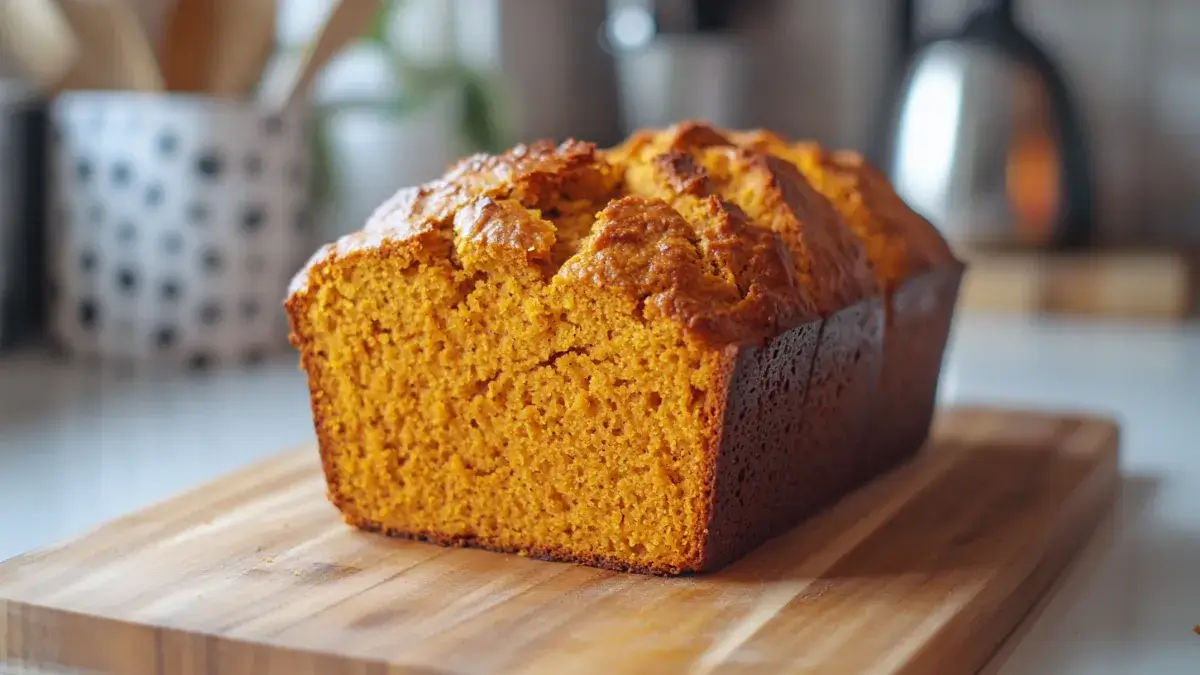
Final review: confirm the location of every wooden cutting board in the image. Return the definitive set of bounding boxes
[0,407,1119,675]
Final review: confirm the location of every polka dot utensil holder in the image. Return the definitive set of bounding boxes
[47,92,313,371]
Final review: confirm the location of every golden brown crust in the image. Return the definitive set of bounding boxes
[350,518,690,576]
[741,152,878,309]
[288,122,886,347]
[606,123,877,316]
[782,142,956,289]
[558,196,804,344]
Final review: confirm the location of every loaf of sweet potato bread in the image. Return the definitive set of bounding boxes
[285,121,963,575]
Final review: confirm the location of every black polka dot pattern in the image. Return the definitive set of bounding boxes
[195,150,224,179]
[200,248,224,274]
[239,298,260,320]
[155,326,176,349]
[199,302,222,325]
[158,132,179,156]
[145,183,164,207]
[115,267,139,295]
[187,202,209,226]
[242,347,266,366]
[78,299,99,329]
[116,220,137,244]
[187,353,212,372]
[160,280,181,301]
[50,100,310,370]
[110,161,132,187]
[241,205,266,233]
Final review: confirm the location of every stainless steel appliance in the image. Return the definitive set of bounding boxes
[879,0,1093,250]
[605,0,746,135]
[454,0,623,146]
[0,81,46,351]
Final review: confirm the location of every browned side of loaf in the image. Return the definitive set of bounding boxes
[869,263,966,479]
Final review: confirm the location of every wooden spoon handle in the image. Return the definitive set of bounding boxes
[0,0,81,95]
[110,0,165,92]
[207,0,278,98]
[57,0,164,92]
[158,0,217,93]
[263,0,382,111]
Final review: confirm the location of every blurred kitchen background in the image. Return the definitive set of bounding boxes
[4,8,1200,663]
[2,0,1200,366]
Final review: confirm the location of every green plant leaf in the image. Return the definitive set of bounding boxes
[308,114,337,211]
[304,0,512,221]
[363,0,400,47]
[460,72,506,154]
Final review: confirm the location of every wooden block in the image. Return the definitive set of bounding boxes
[1044,252,1192,318]
[960,255,1044,314]
[959,249,1196,320]
[0,407,1120,674]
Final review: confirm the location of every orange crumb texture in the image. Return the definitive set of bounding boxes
[285,120,960,575]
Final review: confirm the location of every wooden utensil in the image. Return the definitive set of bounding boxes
[0,407,1119,674]
[206,0,278,98]
[257,0,382,111]
[56,0,164,92]
[157,0,217,92]
[0,0,81,95]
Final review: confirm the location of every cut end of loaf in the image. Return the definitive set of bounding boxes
[287,237,732,573]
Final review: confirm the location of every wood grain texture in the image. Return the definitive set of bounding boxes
[257,0,382,111]
[0,0,81,94]
[0,407,1120,675]
[157,0,216,93]
[959,249,1197,320]
[56,0,164,92]
[205,0,277,98]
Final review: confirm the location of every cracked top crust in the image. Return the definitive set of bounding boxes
[729,130,957,288]
[288,121,948,346]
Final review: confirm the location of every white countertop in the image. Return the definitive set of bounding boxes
[1,314,1198,673]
